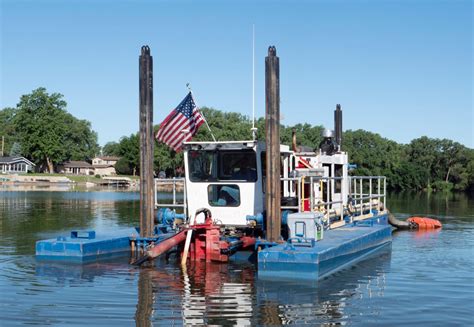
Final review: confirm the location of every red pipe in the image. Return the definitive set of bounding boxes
[146,229,188,259]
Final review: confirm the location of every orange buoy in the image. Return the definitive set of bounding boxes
[407,217,442,230]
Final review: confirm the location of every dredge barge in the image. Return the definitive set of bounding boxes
[36,45,438,280]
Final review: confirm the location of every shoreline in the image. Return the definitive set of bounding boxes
[0,174,184,192]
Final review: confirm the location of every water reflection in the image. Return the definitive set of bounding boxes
[180,262,254,326]
[128,246,391,326]
[388,191,473,220]
[256,246,391,325]
[134,260,256,326]
[0,191,139,255]
[0,183,73,192]
[3,191,472,325]
[33,245,391,325]
[35,257,132,283]
[135,269,154,327]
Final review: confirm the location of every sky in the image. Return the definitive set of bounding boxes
[1,0,472,148]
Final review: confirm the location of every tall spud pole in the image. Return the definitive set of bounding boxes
[139,45,155,238]
[265,46,281,242]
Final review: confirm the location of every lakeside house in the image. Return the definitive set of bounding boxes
[0,156,36,174]
[58,161,93,175]
[58,156,121,176]
[92,156,120,176]
[92,156,120,166]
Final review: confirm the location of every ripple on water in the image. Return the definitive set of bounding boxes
[1,191,473,326]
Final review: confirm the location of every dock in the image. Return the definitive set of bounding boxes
[99,176,133,187]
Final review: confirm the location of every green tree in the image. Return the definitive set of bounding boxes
[405,137,438,187]
[342,130,403,183]
[115,157,133,175]
[63,115,99,161]
[281,123,325,150]
[0,107,17,156]
[405,137,473,192]
[111,106,474,193]
[9,142,22,156]
[102,141,121,156]
[194,107,254,141]
[115,134,140,175]
[14,88,68,172]
[13,88,99,172]
[466,155,474,192]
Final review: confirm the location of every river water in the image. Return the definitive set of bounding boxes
[0,190,472,326]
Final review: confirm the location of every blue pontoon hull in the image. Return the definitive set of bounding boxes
[36,228,138,263]
[258,214,392,280]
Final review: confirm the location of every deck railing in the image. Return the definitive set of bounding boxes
[154,178,187,216]
[280,175,386,227]
[280,176,345,226]
[350,176,387,218]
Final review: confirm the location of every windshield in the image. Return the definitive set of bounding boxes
[188,150,257,182]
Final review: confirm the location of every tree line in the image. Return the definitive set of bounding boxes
[104,107,474,192]
[2,88,473,192]
[1,88,99,172]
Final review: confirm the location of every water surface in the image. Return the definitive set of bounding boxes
[0,190,472,326]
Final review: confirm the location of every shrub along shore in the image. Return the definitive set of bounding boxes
[2,88,473,193]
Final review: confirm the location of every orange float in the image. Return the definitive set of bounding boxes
[407,217,442,229]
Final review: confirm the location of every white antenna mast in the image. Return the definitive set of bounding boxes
[251,24,257,141]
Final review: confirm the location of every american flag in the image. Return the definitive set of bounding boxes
[155,92,204,152]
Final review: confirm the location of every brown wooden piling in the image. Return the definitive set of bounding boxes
[265,46,281,242]
[139,46,155,238]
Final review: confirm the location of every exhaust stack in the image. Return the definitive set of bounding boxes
[292,129,298,152]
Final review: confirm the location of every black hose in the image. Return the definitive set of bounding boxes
[388,211,417,230]
[195,208,212,221]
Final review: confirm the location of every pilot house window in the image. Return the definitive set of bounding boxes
[189,150,257,182]
[208,185,241,207]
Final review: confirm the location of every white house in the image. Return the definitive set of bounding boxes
[59,161,93,175]
[92,156,120,166]
[0,156,36,174]
[92,156,120,176]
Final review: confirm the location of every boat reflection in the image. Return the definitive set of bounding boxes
[34,244,391,326]
[256,244,392,325]
[35,257,132,283]
[141,260,256,326]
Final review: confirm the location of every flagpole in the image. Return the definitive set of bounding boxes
[187,84,217,142]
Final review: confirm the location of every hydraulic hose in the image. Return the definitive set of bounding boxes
[388,211,417,230]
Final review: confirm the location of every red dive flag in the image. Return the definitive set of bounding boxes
[156,92,204,152]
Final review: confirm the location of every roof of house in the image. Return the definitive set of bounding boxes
[93,164,115,168]
[0,156,36,166]
[62,161,92,168]
[95,156,120,161]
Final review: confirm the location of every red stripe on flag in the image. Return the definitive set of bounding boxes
[155,93,205,151]
[160,114,188,143]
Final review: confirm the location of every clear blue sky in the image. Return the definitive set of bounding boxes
[1,0,472,147]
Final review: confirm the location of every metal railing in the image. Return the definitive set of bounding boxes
[349,176,386,218]
[280,176,345,225]
[280,175,387,227]
[154,178,187,216]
